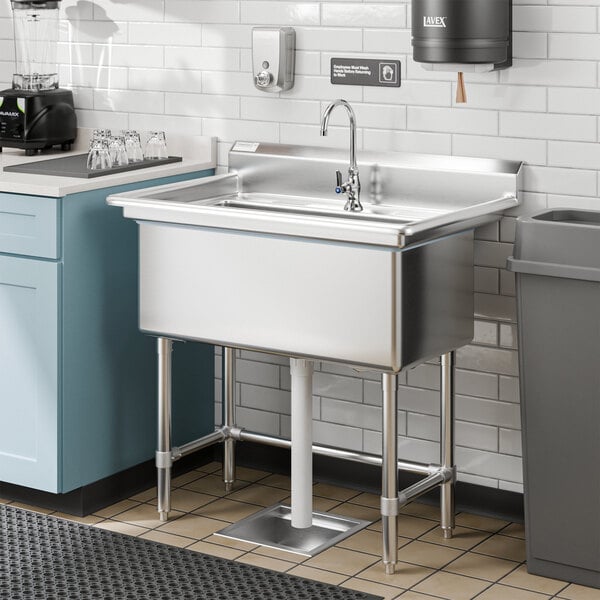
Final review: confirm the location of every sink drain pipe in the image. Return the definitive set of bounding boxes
[290,359,315,528]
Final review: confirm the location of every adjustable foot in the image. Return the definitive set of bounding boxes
[223,438,235,492]
[385,563,396,575]
[442,528,453,539]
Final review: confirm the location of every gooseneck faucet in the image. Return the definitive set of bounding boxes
[320,99,363,212]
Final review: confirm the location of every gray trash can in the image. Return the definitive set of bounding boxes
[507,209,600,588]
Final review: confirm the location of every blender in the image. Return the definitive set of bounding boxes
[0,0,77,155]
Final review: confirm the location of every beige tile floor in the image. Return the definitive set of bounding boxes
[3,462,600,600]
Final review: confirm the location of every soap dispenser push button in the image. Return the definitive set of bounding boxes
[255,70,273,88]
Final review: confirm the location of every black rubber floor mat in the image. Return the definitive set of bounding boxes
[0,505,383,600]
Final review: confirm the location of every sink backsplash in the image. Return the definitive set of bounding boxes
[14,0,599,492]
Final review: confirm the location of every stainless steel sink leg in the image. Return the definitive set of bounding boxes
[381,372,399,574]
[223,347,236,493]
[157,337,173,522]
[440,352,456,539]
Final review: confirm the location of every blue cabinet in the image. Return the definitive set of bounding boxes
[0,255,59,491]
[0,170,215,494]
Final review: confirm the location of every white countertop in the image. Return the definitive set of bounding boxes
[0,131,217,197]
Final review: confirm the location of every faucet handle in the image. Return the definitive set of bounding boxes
[335,170,343,193]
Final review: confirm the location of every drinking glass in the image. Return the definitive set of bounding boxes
[123,130,144,163]
[144,131,168,160]
[108,135,129,167]
[91,129,111,144]
[87,138,113,170]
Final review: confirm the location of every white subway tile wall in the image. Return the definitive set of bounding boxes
[9,0,598,492]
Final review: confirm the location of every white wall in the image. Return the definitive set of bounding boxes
[3,0,597,492]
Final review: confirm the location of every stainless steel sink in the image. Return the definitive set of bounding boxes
[109,140,522,574]
[108,142,521,372]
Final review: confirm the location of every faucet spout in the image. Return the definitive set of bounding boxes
[320,99,357,170]
[320,99,362,212]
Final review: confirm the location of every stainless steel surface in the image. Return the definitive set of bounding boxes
[114,142,512,566]
[320,100,362,212]
[108,142,521,249]
[440,352,456,539]
[119,190,516,247]
[135,223,474,372]
[252,27,295,92]
[215,504,370,556]
[157,337,173,522]
[320,101,358,170]
[398,471,450,507]
[213,193,416,222]
[152,358,458,572]
[172,430,224,461]
[381,373,399,574]
[235,429,438,476]
[222,347,236,493]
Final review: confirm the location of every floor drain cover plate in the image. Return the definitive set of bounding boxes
[216,504,371,556]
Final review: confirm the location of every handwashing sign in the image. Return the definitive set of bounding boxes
[330,58,401,87]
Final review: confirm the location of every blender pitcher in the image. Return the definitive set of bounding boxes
[12,0,60,91]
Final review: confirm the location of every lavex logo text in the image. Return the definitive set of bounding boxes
[0,111,19,118]
[423,16,447,27]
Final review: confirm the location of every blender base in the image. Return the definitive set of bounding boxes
[0,88,77,156]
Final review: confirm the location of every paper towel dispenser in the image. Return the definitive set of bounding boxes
[411,0,511,102]
[412,0,512,70]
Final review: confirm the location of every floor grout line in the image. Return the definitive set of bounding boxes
[2,471,588,600]
[470,578,500,599]
[397,534,477,597]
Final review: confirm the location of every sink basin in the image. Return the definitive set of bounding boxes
[216,194,412,221]
[204,192,441,225]
[108,142,521,372]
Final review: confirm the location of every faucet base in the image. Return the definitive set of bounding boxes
[344,197,364,212]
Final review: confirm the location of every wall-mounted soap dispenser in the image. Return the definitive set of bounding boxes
[252,27,296,92]
[411,0,512,103]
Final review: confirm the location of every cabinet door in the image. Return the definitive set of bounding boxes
[0,255,59,492]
